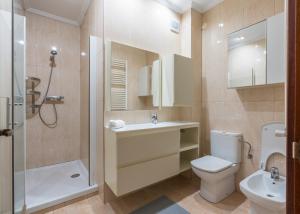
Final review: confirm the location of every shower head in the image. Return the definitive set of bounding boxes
[50,48,57,67]
[50,50,58,56]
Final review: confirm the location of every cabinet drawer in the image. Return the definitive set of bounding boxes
[116,154,179,196]
[117,130,179,167]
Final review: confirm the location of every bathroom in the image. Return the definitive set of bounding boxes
[1,0,297,213]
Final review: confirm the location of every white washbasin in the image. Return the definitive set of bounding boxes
[110,121,199,133]
[240,170,286,214]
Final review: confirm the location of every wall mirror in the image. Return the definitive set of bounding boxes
[105,41,161,111]
[227,21,267,88]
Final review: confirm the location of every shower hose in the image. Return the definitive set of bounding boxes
[38,62,58,128]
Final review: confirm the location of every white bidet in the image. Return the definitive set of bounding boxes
[240,170,286,214]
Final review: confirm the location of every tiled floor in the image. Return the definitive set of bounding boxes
[27,160,96,212]
[37,175,249,214]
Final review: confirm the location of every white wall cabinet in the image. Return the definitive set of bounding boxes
[105,122,199,196]
[161,54,193,107]
[227,12,285,88]
[138,66,151,96]
[267,13,285,84]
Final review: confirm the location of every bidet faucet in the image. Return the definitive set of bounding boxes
[270,167,280,181]
[151,113,158,124]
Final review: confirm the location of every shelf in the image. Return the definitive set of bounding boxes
[26,91,40,96]
[180,142,198,152]
[180,158,191,173]
[26,76,41,89]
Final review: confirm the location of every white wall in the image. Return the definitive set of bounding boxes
[104,0,181,55]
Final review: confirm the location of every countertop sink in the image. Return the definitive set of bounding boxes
[108,121,199,133]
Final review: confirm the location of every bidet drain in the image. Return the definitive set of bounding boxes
[71,173,80,178]
[266,194,275,198]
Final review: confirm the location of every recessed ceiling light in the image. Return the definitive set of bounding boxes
[218,23,224,28]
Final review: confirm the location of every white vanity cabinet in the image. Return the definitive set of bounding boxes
[161,54,193,107]
[105,122,199,196]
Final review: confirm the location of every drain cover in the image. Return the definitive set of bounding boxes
[71,173,80,178]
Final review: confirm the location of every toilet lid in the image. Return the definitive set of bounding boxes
[191,155,233,173]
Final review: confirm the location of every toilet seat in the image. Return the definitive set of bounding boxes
[191,155,233,173]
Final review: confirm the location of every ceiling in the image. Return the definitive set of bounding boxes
[23,0,90,26]
[22,0,222,26]
[156,0,224,13]
[192,0,224,13]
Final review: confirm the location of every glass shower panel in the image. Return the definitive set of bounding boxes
[89,36,103,186]
[0,0,13,213]
[13,11,26,213]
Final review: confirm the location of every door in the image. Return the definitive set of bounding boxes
[287,0,300,213]
[0,0,13,213]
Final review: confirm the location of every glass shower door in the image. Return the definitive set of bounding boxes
[13,10,26,213]
[0,0,13,213]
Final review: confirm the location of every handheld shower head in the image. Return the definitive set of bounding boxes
[50,50,58,56]
[50,49,57,67]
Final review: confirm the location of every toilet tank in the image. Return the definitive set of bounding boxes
[210,130,242,163]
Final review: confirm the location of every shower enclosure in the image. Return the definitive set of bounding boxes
[0,0,103,213]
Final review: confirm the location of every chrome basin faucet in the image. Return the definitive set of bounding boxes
[270,167,280,181]
[151,113,158,124]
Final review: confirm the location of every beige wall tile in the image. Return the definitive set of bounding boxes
[242,0,275,26]
[26,12,81,169]
[275,0,285,14]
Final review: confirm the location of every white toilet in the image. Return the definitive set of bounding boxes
[191,130,242,203]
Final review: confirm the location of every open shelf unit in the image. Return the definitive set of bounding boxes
[180,149,198,173]
[180,141,199,152]
[26,76,41,118]
[179,127,199,172]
